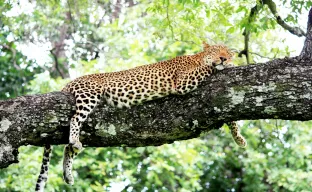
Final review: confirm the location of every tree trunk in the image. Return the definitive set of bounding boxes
[1,7,311,169]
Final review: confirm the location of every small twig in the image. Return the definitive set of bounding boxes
[1,44,19,70]
[50,48,65,79]
[66,0,77,33]
[239,3,263,64]
[75,41,101,51]
[173,39,200,47]
[249,51,274,59]
[165,0,174,39]
[243,31,250,64]
[70,34,102,60]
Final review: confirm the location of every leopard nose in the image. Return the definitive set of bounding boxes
[220,57,227,62]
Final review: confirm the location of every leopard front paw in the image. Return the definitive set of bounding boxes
[72,141,82,152]
[69,138,83,152]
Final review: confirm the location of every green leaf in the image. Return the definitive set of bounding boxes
[226,26,235,34]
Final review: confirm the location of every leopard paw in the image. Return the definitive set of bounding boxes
[227,121,247,148]
[63,171,74,185]
[69,139,83,152]
[72,141,83,152]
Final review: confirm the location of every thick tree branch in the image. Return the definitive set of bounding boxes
[1,56,312,168]
[263,0,306,37]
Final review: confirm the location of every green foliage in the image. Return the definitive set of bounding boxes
[0,0,311,191]
[0,39,42,99]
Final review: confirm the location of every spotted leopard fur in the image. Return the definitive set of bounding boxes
[35,42,247,191]
[35,144,52,192]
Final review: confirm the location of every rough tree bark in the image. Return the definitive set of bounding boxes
[1,8,312,169]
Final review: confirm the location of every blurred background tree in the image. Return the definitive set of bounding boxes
[0,0,311,191]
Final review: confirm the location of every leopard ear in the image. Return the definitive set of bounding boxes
[202,41,210,51]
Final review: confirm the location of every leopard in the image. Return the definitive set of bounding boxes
[35,42,247,191]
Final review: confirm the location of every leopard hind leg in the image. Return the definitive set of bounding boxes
[227,121,247,148]
[69,91,102,151]
[65,90,101,184]
[35,144,53,192]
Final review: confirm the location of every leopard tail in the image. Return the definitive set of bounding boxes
[35,144,52,192]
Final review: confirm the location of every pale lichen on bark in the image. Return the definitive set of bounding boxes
[0,118,12,132]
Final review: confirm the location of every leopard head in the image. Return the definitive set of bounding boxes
[202,42,235,66]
